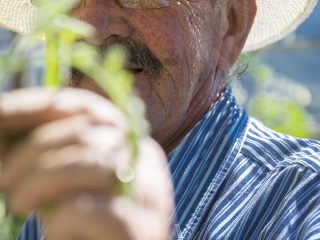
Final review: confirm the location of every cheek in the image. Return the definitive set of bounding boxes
[179,9,214,77]
[131,13,195,109]
[132,11,203,94]
[134,70,187,121]
[127,10,214,137]
[133,13,183,67]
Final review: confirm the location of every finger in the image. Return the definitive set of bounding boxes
[7,149,118,215]
[0,88,68,133]
[0,115,94,188]
[43,196,134,240]
[42,195,169,240]
[51,88,128,130]
[1,98,128,188]
[0,88,128,134]
[134,138,173,219]
[6,127,130,215]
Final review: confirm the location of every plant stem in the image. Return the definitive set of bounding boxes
[44,31,60,88]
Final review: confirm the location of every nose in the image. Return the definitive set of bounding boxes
[73,1,133,45]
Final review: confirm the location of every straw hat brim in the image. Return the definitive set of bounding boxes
[0,0,318,52]
[244,0,318,52]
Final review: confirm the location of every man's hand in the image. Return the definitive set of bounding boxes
[0,88,173,240]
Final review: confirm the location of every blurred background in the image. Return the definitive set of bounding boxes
[233,2,320,140]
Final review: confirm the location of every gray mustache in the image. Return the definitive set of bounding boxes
[98,38,163,77]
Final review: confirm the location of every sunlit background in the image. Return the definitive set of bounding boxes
[233,2,320,139]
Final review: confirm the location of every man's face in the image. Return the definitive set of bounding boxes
[70,0,228,148]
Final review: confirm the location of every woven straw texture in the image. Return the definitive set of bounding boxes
[0,0,36,34]
[0,0,318,52]
[243,0,318,51]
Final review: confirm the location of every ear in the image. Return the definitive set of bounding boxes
[218,0,257,70]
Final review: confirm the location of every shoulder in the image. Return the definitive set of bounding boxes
[240,117,320,173]
[230,119,320,238]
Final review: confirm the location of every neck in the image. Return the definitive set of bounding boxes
[162,70,226,154]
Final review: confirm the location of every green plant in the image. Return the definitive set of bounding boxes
[0,0,149,238]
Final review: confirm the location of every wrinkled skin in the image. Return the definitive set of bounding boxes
[71,0,230,152]
[0,0,256,239]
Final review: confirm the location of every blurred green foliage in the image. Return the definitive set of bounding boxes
[234,53,317,139]
[0,196,22,240]
[251,97,312,138]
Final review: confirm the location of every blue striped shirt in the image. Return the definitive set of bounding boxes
[19,88,320,240]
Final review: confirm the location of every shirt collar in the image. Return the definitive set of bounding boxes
[168,87,248,238]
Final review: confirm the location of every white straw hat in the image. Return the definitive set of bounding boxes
[0,0,318,52]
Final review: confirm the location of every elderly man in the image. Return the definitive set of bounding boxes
[0,0,319,239]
